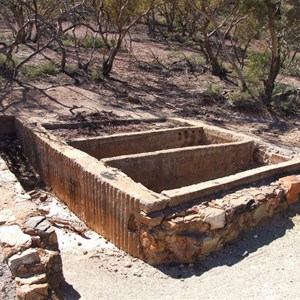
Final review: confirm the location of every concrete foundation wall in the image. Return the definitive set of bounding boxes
[14,119,150,258]
[68,127,206,160]
[105,141,255,193]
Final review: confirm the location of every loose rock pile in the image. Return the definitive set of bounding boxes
[0,158,63,300]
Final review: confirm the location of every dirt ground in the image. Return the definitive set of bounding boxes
[1,27,300,299]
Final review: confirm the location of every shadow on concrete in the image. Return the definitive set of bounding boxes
[156,204,300,279]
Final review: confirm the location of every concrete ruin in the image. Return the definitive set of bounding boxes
[1,116,300,265]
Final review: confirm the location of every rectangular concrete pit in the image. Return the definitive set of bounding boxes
[2,116,300,265]
[104,141,255,192]
[67,125,239,160]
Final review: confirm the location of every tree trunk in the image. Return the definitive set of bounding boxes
[262,0,281,106]
[202,19,225,77]
[102,47,118,77]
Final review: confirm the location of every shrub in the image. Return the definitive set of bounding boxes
[21,62,58,79]
[206,84,223,96]
[246,50,271,86]
[81,36,105,49]
[91,69,102,82]
[0,54,20,79]
[282,56,300,78]
[272,83,300,113]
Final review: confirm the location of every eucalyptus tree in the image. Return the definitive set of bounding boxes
[240,0,300,105]
[0,0,83,77]
[84,0,165,77]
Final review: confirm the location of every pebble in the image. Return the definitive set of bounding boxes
[132,269,142,277]
[242,251,249,257]
[124,261,132,268]
[0,269,3,276]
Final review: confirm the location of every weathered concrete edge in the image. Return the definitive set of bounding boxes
[103,140,254,163]
[42,117,168,130]
[68,125,202,144]
[162,158,300,207]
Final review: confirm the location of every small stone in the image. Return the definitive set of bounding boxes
[242,251,249,257]
[124,261,132,268]
[254,235,258,238]
[39,194,48,202]
[24,216,46,232]
[201,237,220,255]
[255,194,267,202]
[203,207,226,230]
[15,274,47,286]
[139,211,164,227]
[0,209,16,225]
[16,283,49,300]
[83,251,88,255]
[132,269,142,277]
[279,176,300,205]
[0,225,32,258]
[77,242,82,246]
[8,248,40,276]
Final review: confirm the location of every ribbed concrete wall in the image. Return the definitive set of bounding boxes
[14,119,148,258]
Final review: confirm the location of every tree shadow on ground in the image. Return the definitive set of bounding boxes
[156,204,300,279]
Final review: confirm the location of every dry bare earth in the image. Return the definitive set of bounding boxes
[1,26,300,300]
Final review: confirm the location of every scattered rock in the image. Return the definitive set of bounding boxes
[279,176,300,205]
[203,207,226,230]
[242,251,249,257]
[0,225,32,259]
[8,248,40,276]
[132,269,142,277]
[139,211,164,227]
[124,261,132,268]
[0,209,16,225]
[16,283,49,300]
[16,274,47,286]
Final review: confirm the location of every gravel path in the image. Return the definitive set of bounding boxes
[58,204,300,300]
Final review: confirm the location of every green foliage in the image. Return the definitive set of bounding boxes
[21,62,58,79]
[91,69,102,82]
[206,84,223,96]
[186,54,205,66]
[61,34,74,47]
[229,90,253,104]
[246,50,271,85]
[65,64,79,75]
[81,36,105,49]
[272,83,300,113]
[0,54,20,79]
[282,56,300,78]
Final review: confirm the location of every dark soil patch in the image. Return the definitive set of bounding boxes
[48,118,180,140]
[0,137,43,191]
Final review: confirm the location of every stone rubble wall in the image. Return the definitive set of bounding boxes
[0,157,63,300]
[138,175,300,265]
